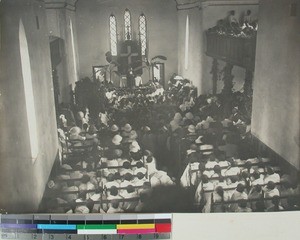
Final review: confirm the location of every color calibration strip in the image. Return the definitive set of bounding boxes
[0,214,171,239]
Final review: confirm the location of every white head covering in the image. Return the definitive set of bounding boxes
[112,134,122,145]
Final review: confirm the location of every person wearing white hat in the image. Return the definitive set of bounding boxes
[111,134,123,146]
[187,124,196,134]
[179,104,187,112]
[69,126,86,147]
[129,140,141,153]
[110,124,119,133]
[125,130,138,143]
[173,112,182,121]
[196,120,210,130]
[185,112,194,121]
[121,123,132,137]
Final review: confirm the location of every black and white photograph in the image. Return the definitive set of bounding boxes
[0,0,299,216]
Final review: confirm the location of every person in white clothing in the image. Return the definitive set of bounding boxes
[229,183,248,212]
[264,167,280,184]
[134,75,143,87]
[264,181,280,209]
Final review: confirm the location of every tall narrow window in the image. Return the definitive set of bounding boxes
[124,9,132,40]
[109,14,118,56]
[184,15,189,70]
[19,19,39,161]
[139,13,147,56]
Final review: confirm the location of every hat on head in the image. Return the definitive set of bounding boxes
[174,112,182,121]
[122,123,132,133]
[185,112,194,120]
[187,125,196,133]
[61,164,72,170]
[179,104,187,112]
[196,120,210,130]
[129,141,141,153]
[111,124,119,132]
[129,130,138,140]
[112,134,122,145]
[69,126,81,136]
[47,180,55,189]
[170,120,180,132]
[206,116,215,123]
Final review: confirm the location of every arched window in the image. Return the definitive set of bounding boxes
[109,14,118,56]
[124,9,132,40]
[139,13,147,56]
[19,19,39,161]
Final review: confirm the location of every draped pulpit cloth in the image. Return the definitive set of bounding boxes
[119,40,143,76]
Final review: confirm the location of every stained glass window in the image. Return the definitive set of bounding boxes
[139,13,147,56]
[109,14,118,56]
[124,9,132,40]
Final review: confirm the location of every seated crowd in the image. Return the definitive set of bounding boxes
[43,74,300,213]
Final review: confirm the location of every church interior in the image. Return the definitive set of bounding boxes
[0,0,299,214]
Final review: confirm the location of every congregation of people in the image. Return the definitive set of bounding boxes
[43,73,300,214]
[207,9,258,38]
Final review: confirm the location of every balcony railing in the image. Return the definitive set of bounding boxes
[206,32,256,70]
